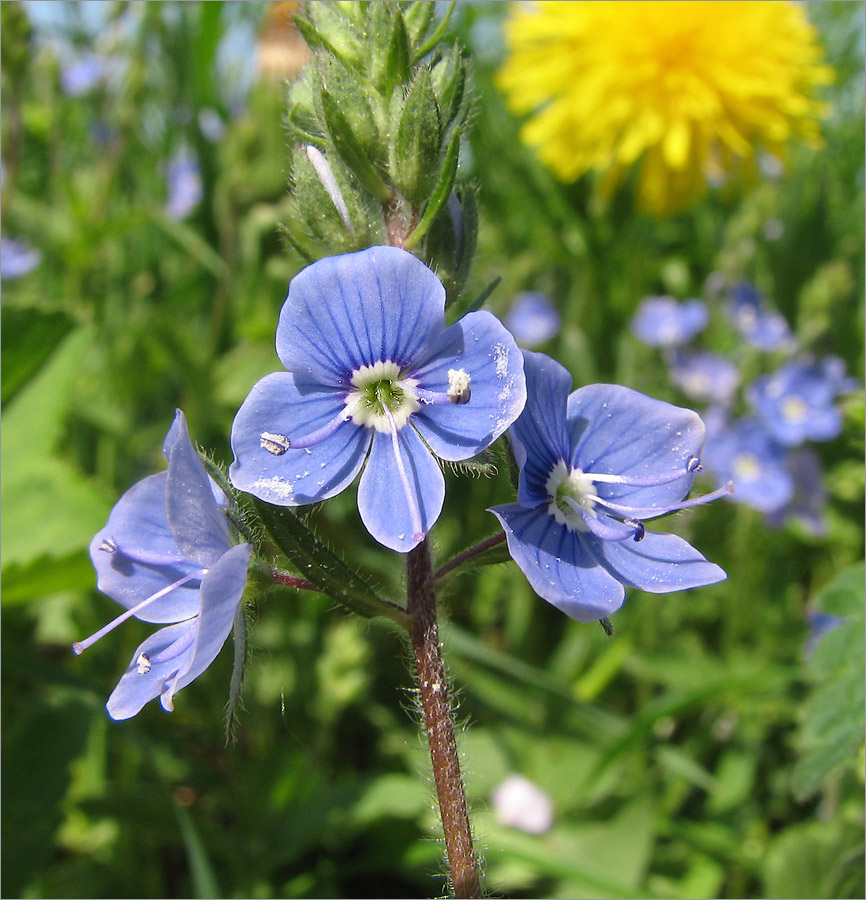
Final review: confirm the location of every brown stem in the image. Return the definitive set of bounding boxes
[269,567,320,592]
[407,539,482,899]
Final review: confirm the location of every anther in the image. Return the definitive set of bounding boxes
[260,432,291,456]
[99,537,118,553]
[686,456,703,473]
[136,653,152,675]
[446,368,471,405]
[623,518,646,541]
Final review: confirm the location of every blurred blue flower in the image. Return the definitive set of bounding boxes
[60,53,106,96]
[727,282,793,351]
[702,415,794,513]
[490,351,728,623]
[1,237,41,279]
[630,296,708,347]
[668,349,740,405]
[748,358,850,446]
[74,410,253,720]
[198,108,226,142]
[505,292,561,348]
[804,609,845,657]
[230,246,526,552]
[165,150,203,219]
[766,448,827,536]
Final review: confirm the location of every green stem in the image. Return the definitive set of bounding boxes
[435,530,506,581]
[407,539,482,898]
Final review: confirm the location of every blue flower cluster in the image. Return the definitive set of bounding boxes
[80,248,729,716]
[631,282,858,535]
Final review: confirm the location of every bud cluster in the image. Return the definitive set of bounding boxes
[283,1,476,300]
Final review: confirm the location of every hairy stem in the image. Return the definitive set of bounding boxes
[435,531,506,581]
[407,539,482,899]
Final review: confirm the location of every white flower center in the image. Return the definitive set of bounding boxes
[733,452,761,482]
[545,460,599,531]
[343,360,420,433]
[781,395,808,424]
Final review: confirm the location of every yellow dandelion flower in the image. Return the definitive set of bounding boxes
[498,1,833,215]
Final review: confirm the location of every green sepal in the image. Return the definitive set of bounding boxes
[446,448,498,479]
[413,2,455,63]
[320,55,383,162]
[321,86,392,202]
[300,4,364,69]
[225,599,248,745]
[390,67,441,204]
[430,44,467,130]
[383,10,411,97]
[402,1,435,46]
[289,145,357,252]
[285,75,322,145]
[403,123,460,250]
[251,497,411,629]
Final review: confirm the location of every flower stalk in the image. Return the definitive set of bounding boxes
[407,539,481,899]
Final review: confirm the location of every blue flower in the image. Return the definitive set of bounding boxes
[1,237,41,280]
[230,246,527,552]
[505,292,561,348]
[702,415,793,513]
[766,449,827,536]
[668,350,740,405]
[489,351,728,623]
[726,282,793,351]
[75,411,253,720]
[165,150,203,220]
[61,53,106,96]
[630,296,708,348]
[748,358,851,447]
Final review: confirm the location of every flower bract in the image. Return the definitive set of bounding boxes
[230,246,526,552]
[490,351,728,623]
[76,410,253,720]
[498,1,833,215]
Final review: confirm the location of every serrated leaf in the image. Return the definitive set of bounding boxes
[251,497,410,628]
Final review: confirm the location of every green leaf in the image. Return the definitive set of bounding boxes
[403,124,460,250]
[383,10,411,97]
[1,306,74,404]
[250,498,410,628]
[321,86,391,202]
[174,805,222,900]
[390,67,441,203]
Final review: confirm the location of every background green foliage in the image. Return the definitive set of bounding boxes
[2,2,863,898]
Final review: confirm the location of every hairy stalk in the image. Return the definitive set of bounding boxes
[435,531,506,581]
[407,539,482,899]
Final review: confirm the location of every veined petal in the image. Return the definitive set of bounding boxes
[165,410,233,567]
[230,371,369,505]
[90,472,202,624]
[163,409,227,508]
[584,529,727,593]
[489,503,625,622]
[412,311,526,461]
[357,427,445,552]
[511,350,573,505]
[162,543,253,709]
[276,246,446,384]
[568,384,704,510]
[106,620,197,720]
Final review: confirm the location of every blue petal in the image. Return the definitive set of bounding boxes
[357,427,445,552]
[567,384,704,513]
[230,371,369,505]
[165,411,233,567]
[105,543,252,720]
[584,530,727,592]
[163,543,253,708]
[489,503,625,622]
[90,473,202,624]
[510,351,573,505]
[106,620,198,720]
[411,310,526,461]
[275,246,446,384]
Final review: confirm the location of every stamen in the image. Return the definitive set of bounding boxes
[72,569,204,655]
[623,518,646,541]
[446,368,471,404]
[580,459,698,488]
[590,481,735,520]
[285,409,349,450]
[561,496,642,542]
[382,406,425,543]
[141,626,197,669]
[686,455,703,473]
[98,539,189,568]
[260,432,291,456]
